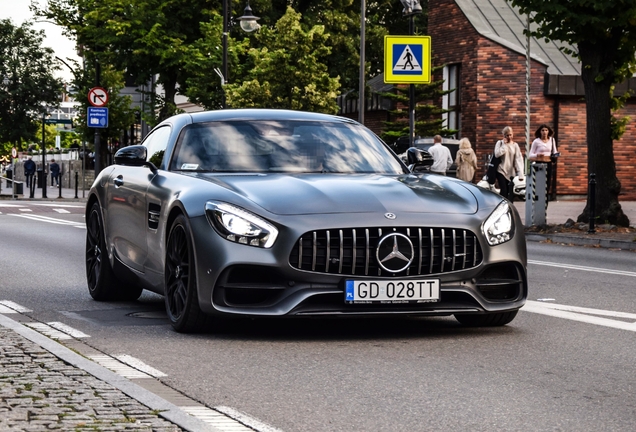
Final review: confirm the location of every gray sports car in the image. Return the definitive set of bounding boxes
[85,109,527,332]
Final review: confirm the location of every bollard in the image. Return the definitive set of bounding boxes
[58,173,62,198]
[588,173,596,234]
[74,171,79,199]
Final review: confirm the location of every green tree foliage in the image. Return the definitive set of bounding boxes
[224,7,340,113]
[509,0,636,226]
[0,19,64,151]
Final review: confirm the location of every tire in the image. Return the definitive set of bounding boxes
[454,310,518,327]
[164,215,210,333]
[85,202,143,301]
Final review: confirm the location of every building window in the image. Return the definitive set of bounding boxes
[442,64,461,136]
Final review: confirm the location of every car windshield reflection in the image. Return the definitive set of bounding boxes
[170,120,406,174]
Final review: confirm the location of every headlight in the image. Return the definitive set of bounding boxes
[482,201,514,245]
[205,201,278,248]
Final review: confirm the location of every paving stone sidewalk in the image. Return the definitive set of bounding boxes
[0,328,182,432]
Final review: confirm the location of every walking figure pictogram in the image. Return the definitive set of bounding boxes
[402,48,414,70]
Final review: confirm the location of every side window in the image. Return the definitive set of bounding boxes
[143,126,171,168]
[443,64,461,136]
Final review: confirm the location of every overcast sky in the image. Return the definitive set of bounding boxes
[0,0,80,81]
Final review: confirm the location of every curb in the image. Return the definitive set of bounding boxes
[0,313,216,432]
[525,233,636,251]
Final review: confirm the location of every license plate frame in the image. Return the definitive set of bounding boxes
[345,279,440,304]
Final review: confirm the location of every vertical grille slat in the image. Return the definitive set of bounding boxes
[338,230,343,274]
[290,226,483,276]
[352,229,357,275]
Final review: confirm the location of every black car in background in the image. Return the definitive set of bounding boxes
[394,136,460,177]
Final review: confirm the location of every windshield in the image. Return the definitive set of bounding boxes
[170,120,406,174]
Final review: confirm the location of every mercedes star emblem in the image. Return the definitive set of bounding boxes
[384,212,396,220]
[376,233,414,273]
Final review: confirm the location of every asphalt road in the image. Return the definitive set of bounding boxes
[1,201,635,431]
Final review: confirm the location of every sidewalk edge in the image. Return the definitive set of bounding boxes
[0,313,216,432]
[525,234,636,250]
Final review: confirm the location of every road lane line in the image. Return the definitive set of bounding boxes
[0,300,32,313]
[9,213,84,227]
[114,354,167,378]
[215,406,285,432]
[181,406,254,432]
[47,322,90,338]
[25,322,73,340]
[523,300,636,332]
[89,354,153,379]
[53,208,71,214]
[529,259,636,277]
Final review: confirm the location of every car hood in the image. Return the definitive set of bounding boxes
[198,173,479,216]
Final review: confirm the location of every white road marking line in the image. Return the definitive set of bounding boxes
[529,259,636,277]
[523,300,636,332]
[47,322,90,338]
[53,208,71,214]
[180,406,255,432]
[0,203,22,207]
[89,355,152,379]
[25,323,73,340]
[0,300,32,313]
[216,406,285,432]
[18,208,32,212]
[9,214,84,227]
[30,203,84,208]
[0,304,17,314]
[114,354,167,378]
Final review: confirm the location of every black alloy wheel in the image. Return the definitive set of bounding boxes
[165,215,208,332]
[86,202,117,300]
[85,202,143,301]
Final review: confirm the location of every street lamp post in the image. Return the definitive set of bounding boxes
[220,1,260,108]
[399,0,423,147]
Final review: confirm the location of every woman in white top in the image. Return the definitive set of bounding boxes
[529,124,558,200]
[529,124,557,160]
[494,126,525,199]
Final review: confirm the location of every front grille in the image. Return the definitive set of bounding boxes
[289,227,483,277]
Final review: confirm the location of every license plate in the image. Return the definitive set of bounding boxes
[345,279,440,304]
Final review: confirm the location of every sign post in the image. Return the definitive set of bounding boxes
[384,35,432,147]
[88,86,109,175]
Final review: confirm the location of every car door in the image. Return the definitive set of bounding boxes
[105,126,171,272]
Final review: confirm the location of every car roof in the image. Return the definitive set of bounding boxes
[175,109,360,125]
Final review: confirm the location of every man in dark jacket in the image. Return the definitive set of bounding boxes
[23,157,36,188]
[50,159,60,186]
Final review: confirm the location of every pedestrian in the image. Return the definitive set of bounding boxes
[455,138,478,182]
[50,159,60,186]
[529,124,559,201]
[427,135,453,175]
[23,156,36,188]
[494,126,525,200]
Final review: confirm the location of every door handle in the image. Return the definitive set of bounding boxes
[114,176,124,187]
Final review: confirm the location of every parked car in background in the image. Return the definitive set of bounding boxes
[85,110,527,333]
[392,136,460,177]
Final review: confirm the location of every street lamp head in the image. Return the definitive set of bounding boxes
[238,3,261,33]
[399,0,423,17]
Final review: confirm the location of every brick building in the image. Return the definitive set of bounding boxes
[427,0,636,199]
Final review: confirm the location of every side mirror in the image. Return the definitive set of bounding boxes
[407,148,434,172]
[114,145,158,173]
[115,145,147,167]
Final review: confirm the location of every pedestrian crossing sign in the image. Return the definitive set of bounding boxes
[384,36,431,84]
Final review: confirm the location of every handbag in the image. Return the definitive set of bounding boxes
[486,148,501,185]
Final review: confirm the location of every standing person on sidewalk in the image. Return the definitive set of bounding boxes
[23,156,36,188]
[428,135,453,175]
[50,159,60,187]
[455,138,478,182]
[494,126,525,200]
[529,124,558,200]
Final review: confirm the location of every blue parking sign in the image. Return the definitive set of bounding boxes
[87,107,109,128]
